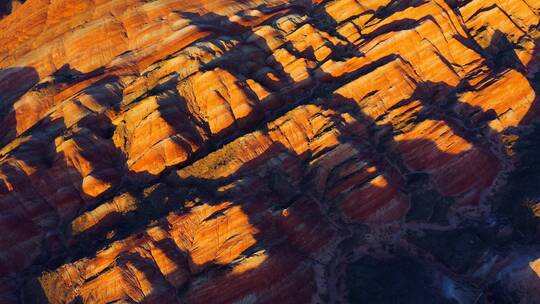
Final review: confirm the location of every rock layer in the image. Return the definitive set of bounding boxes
[0,0,539,303]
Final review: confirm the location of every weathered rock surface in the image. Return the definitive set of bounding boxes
[0,0,539,303]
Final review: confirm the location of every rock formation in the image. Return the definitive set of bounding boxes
[0,0,539,303]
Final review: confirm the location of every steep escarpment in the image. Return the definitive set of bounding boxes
[0,0,539,303]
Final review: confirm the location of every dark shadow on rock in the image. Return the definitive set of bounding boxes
[484,30,526,73]
[347,255,452,303]
[0,66,40,145]
[520,36,540,126]
[492,36,540,244]
[0,0,25,19]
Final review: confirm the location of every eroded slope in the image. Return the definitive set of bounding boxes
[0,0,539,303]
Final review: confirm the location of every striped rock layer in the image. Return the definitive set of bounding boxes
[0,0,539,303]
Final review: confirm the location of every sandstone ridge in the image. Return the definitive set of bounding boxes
[0,0,539,303]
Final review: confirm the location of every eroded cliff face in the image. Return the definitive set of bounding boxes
[0,0,539,303]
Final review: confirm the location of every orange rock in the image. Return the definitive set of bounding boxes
[458,70,537,130]
[0,0,538,302]
[178,68,264,135]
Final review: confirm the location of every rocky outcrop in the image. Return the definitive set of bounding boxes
[0,0,539,303]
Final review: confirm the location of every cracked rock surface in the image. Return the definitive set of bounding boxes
[0,0,539,303]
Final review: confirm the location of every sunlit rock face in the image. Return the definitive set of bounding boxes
[0,0,539,303]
